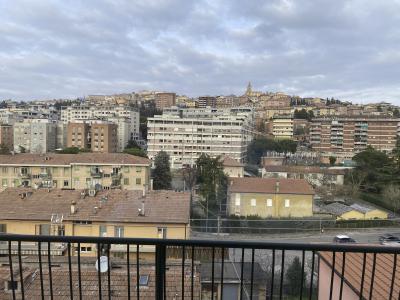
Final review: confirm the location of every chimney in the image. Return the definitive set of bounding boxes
[70,200,76,214]
[142,186,146,197]
[150,179,154,191]
[275,180,280,193]
[138,201,145,216]
[93,206,98,214]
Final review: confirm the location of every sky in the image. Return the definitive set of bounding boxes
[1,0,400,104]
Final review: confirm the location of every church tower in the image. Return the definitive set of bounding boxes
[246,82,252,96]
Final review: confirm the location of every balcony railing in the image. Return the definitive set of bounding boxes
[0,234,399,299]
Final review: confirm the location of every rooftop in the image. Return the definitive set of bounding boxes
[221,156,244,167]
[0,188,190,224]
[264,165,346,175]
[0,153,150,166]
[228,178,314,195]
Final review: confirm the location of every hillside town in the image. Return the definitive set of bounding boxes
[0,83,400,298]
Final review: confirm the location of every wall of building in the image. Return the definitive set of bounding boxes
[223,166,244,178]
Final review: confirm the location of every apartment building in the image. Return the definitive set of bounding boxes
[147,107,254,168]
[67,121,118,153]
[310,117,400,154]
[198,96,217,108]
[0,153,151,191]
[0,188,189,258]
[0,124,13,150]
[272,117,293,139]
[13,119,57,154]
[155,92,176,110]
[61,105,139,140]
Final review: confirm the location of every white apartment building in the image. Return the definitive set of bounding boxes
[272,117,293,139]
[108,117,131,152]
[61,105,140,141]
[13,119,57,154]
[147,107,254,168]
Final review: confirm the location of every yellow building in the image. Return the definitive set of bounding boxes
[0,188,190,259]
[228,178,314,218]
[0,153,151,191]
[323,202,388,220]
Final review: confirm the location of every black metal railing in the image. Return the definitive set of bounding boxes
[0,234,399,299]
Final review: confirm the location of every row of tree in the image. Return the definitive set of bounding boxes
[247,137,297,165]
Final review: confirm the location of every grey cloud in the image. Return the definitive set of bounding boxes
[0,0,399,103]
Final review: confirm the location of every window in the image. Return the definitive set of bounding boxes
[158,227,167,239]
[267,199,273,207]
[251,199,256,206]
[2,179,7,187]
[139,275,149,286]
[115,226,124,238]
[7,280,18,291]
[63,180,69,187]
[73,220,92,225]
[136,178,141,185]
[235,195,240,206]
[80,247,92,252]
[136,167,142,173]
[124,166,129,173]
[0,224,6,233]
[285,199,290,207]
[2,167,7,174]
[123,178,129,185]
[99,225,107,237]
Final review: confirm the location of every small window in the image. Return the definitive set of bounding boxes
[251,199,256,206]
[2,167,8,174]
[99,225,107,237]
[64,180,69,187]
[136,178,141,185]
[115,226,124,238]
[7,280,18,291]
[285,199,290,208]
[267,199,273,207]
[235,195,240,206]
[0,224,6,233]
[136,167,142,173]
[157,227,167,239]
[124,178,129,185]
[80,247,92,252]
[2,179,7,187]
[139,275,149,286]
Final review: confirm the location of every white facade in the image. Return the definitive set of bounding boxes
[107,117,131,152]
[147,107,254,168]
[61,105,140,141]
[13,119,57,154]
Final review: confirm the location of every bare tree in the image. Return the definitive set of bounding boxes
[383,184,400,214]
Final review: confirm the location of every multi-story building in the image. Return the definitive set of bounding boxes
[13,119,57,154]
[0,124,13,151]
[310,117,400,154]
[272,117,293,139]
[67,121,118,153]
[0,188,189,258]
[61,105,139,140]
[108,116,131,152]
[0,153,151,191]
[155,92,176,110]
[147,107,254,168]
[198,96,217,108]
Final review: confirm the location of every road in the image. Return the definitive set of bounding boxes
[191,227,400,244]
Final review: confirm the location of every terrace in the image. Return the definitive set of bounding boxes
[0,234,399,299]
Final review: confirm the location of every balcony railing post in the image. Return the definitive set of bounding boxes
[155,244,166,300]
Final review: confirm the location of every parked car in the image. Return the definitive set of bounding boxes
[379,234,400,243]
[382,240,400,247]
[333,235,356,243]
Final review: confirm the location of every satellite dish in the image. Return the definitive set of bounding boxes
[95,256,109,273]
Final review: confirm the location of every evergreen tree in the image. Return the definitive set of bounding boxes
[285,256,305,296]
[152,151,172,190]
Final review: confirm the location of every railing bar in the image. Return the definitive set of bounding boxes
[68,243,74,299]
[107,244,111,300]
[250,248,255,299]
[136,244,140,299]
[191,246,194,300]
[182,245,185,300]
[329,251,336,300]
[97,242,102,299]
[369,253,377,300]
[8,241,16,300]
[389,253,397,300]
[38,242,44,300]
[211,247,215,300]
[47,242,53,300]
[18,241,25,299]
[127,244,131,300]
[300,250,305,300]
[269,249,275,300]
[339,252,346,300]
[308,250,315,300]
[240,248,245,300]
[221,247,225,300]
[77,242,82,300]
[359,252,367,300]
[279,249,285,300]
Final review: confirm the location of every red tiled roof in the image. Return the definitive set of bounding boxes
[228,177,314,195]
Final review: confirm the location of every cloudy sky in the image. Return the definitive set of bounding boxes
[1,0,400,104]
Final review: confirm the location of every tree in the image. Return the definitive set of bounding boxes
[126,138,139,149]
[285,256,305,296]
[329,156,336,166]
[123,147,147,158]
[19,146,26,153]
[152,151,171,190]
[383,184,400,214]
[393,108,400,117]
[57,147,81,154]
[247,137,297,165]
